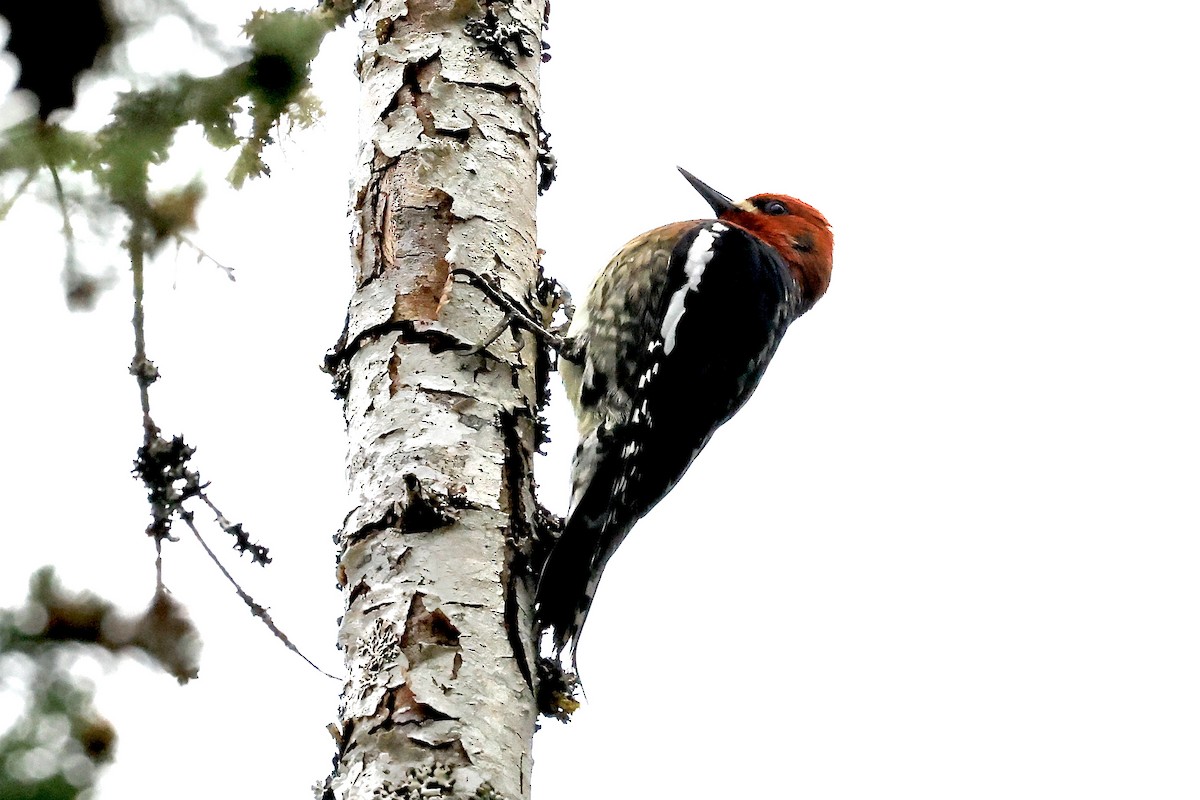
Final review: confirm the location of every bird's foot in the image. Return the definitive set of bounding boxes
[450,268,580,362]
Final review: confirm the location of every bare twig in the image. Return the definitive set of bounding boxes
[199,492,271,565]
[47,163,103,309]
[48,164,77,268]
[129,214,155,427]
[182,512,338,679]
[0,170,37,220]
[176,234,236,281]
[127,213,169,590]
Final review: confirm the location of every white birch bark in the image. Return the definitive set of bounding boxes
[323,1,548,798]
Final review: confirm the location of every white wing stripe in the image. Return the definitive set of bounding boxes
[660,223,726,355]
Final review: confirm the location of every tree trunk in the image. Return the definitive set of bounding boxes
[323,1,548,798]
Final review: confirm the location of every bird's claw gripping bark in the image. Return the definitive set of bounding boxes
[450,267,581,363]
[460,310,517,357]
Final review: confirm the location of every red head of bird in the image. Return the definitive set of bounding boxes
[678,168,834,310]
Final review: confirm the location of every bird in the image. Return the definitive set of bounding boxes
[534,168,834,663]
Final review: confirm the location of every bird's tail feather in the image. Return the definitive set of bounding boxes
[535,514,607,656]
[535,476,637,658]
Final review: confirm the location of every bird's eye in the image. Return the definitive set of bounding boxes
[763,200,788,216]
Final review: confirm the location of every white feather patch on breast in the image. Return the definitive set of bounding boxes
[660,223,726,355]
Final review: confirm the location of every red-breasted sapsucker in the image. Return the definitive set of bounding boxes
[535,168,835,659]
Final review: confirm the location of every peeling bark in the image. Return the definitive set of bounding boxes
[323,1,548,798]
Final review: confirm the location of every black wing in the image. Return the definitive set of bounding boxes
[537,222,798,653]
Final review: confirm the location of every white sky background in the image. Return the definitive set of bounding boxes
[1,0,1199,797]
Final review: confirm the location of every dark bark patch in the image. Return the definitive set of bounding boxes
[384,187,454,321]
[400,473,459,532]
[346,578,370,606]
[402,592,462,651]
[388,344,403,397]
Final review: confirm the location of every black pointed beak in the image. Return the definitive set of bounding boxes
[677,167,735,216]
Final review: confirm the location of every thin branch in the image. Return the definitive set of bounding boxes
[48,163,90,302]
[198,492,271,565]
[48,164,77,261]
[0,170,37,220]
[175,233,236,282]
[182,512,338,679]
[155,539,164,592]
[129,214,155,427]
[127,212,170,590]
